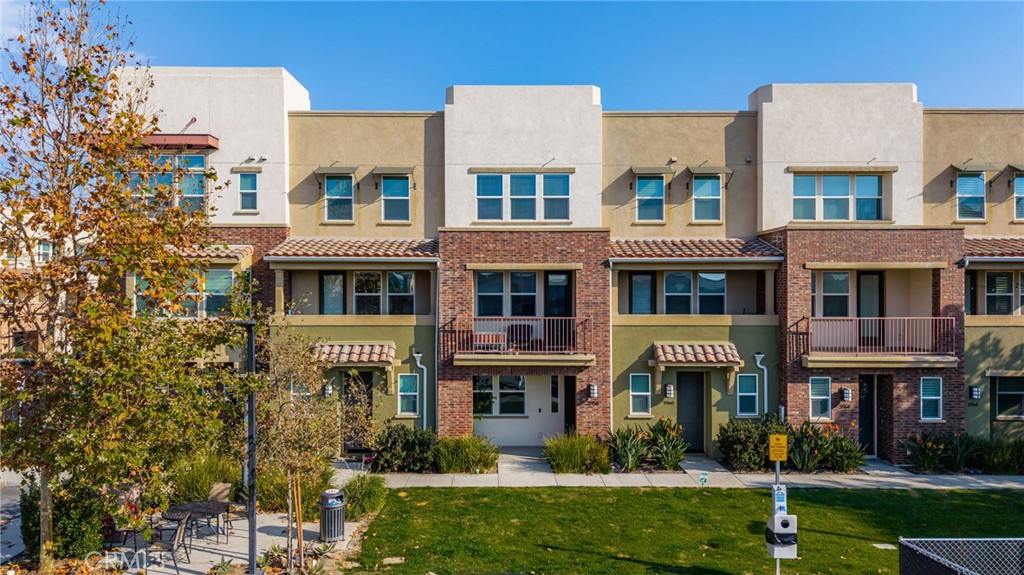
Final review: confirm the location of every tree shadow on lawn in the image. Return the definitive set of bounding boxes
[536,544,732,575]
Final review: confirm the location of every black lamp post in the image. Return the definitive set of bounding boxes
[228,319,258,575]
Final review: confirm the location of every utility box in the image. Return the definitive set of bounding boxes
[766,514,798,559]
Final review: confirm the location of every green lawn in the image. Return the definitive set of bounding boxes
[353,488,1024,574]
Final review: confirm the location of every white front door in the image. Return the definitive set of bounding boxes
[474,375,563,446]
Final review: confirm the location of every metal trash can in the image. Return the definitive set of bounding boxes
[319,488,345,542]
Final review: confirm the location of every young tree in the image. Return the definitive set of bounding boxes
[0,0,233,570]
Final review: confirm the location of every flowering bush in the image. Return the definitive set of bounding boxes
[902,432,945,472]
[648,418,691,470]
[607,426,649,472]
[940,432,979,473]
[789,421,831,472]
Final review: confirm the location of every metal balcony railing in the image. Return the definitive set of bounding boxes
[451,316,592,355]
[807,317,956,356]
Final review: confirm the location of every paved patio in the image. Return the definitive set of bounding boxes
[333,448,1024,490]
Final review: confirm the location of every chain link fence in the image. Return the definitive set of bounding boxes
[899,538,1024,575]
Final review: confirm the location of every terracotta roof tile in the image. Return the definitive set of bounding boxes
[314,342,397,364]
[611,238,781,260]
[266,238,438,259]
[177,244,253,261]
[653,342,741,365]
[964,237,1024,258]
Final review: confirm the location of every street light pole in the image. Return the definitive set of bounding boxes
[229,319,258,575]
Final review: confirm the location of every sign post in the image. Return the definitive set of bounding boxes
[767,433,791,575]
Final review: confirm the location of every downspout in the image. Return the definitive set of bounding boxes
[608,260,614,434]
[433,260,440,433]
[754,352,769,415]
[413,350,428,431]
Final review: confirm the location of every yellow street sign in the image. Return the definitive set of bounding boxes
[769,434,788,462]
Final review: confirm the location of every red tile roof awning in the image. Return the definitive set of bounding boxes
[653,343,742,366]
[610,238,782,260]
[964,237,1024,259]
[314,342,398,365]
[175,244,254,263]
[141,134,220,150]
[265,238,439,260]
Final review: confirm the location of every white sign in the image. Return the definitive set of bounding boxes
[772,484,788,515]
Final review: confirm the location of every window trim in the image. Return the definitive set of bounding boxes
[324,174,355,223]
[736,373,759,416]
[792,173,886,222]
[635,175,666,222]
[397,373,420,416]
[629,271,656,315]
[475,271,539,317]
[381,175,411,223]
[956,172,987,221]
[819,271,851,318]
[509,174,537,221]
[663,271,693,315]
[692,174,723,223]
[542,174,571,221]
[995,376,1024,419]
[629,373,652,415]
[854,174,883,221]
[386,271,416,315]
[822,174,852,221]
[984,271,1015,316]
[475,174,504,221]
[920,377,943,421]
[472,374,528,417]
[354,271,383,315]
[809,376,832,421]
[238,172,259,212]
[696,271,728,315]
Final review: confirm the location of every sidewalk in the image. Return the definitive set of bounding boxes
[333,449,1024,490]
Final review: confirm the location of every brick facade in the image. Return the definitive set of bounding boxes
[762,227,966,463]
[210,226,289,310]
[436,230,612,439]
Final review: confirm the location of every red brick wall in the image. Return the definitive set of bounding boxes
[210,226,289,311]
[436,230,611,439]
[760,227,966,464]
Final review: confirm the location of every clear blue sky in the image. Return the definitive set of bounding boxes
[108,1,1023,110]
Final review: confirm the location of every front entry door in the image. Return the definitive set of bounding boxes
[858,374,877,455]
[857,272,884,349]
[676,372,705,452]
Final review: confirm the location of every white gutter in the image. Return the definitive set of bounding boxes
[412,350,428,431]
[264,256,441,264]
[433,260,440,433]
[962,256,1024,267]
[608,259,614,434]
[607,257,783,265]
[754,352,769,414]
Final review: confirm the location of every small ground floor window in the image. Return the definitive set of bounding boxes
[736,373,759,416]
[472,374,527,415]
[398,373,419,415]
[630,373,651,415]
[809,377,832,420]
[995,377,1024,419]
[920,377,942,420]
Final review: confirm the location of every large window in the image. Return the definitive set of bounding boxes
[737,373,759,416]
[985,272,1014,315]
[543,174,570,220]
[809,377,831,420]
[382,176,410,222]
[920,377,942,421]
[475,271,537,317]
[664,272,692,314]
[629,373,651,415]
[629,272,655,315]
[397,373,419,415]
[636,176,665,221]
[1015,173,1024,220]
[387,272,415,315]
[995,377,1024,418]
[475,173,571,221]
[239,173,258,211]
[325,175,354,222]
[510,175,537,220]
[472,375,526,416]
[697,272,726,314]
[956,173,986,221]
[692,175,722,222]
[176,155,207,214]
[135,269,233,318]
[477,175,503,220]
[821,272,850,317]
[320,272,345,315]
[793,174,883,222]
[354,272,382,315]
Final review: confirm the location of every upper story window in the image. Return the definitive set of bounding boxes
[475,174,571,222]
[387,272,415,315]
[812,271,850,317]
[238,173,258,211]
[692,175,722,222]
[475,271,537,317]
[1015,173,1024,220]
[985,271,1015,315]
[382,176,410,222]
[629,271,728,315]
[629,272,655,314]
[956,173,986,221]
[319,270,418,315]
[636,176,665,221]
[136,269,233,318]
[664,272,692,314]
[36,241,52,263]
[792,174,883,222]
[354,272,383,314]
[130,154,207,214]
[320,272,345,314]
[325,175,354,222]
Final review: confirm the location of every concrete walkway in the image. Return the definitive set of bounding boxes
[334,450,1024,490]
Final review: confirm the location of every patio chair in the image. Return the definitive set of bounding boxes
[150,512,191,575]
[207,482,232,543]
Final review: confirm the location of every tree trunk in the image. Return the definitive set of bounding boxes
[38,468,54,575]
[286,468,293,574]
[295,468,304,568]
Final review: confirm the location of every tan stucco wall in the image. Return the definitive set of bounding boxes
[964,320,1024,441]
[287,112,444,238]
[922,110,1024,234]
[602,113,758,238]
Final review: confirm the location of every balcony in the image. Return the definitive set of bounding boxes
[449,316,595,367]
[803,317,958,368]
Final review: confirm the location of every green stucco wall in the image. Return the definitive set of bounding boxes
[612,322,779,458]
[965,324,1024,441]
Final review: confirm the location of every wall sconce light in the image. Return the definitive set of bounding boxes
[665,383,675,398]
[588,383,598,399]
[323,383,333,397]
[970,386,981,400]
[842,387,852,402]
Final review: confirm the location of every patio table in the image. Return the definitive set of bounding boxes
[163,500,228,543]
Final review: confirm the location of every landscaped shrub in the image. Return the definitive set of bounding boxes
[716,414,789,472]
[648,418,690,471]
[169,450,243,505]
[258,460,335,520]
[544,432,611,474]
[971,439,1024,475]
[369,422,438,473]
[939,432,979,473]
[435,435,501,473]
[788,421,831,472]
[902,432,946,472]
[20,477,105,559]
[827,433,866,473]
[607,427,649,472]
[342,473,387,520]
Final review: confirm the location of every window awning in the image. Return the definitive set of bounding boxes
[951,163,1002,173]
[650,342,742,367]
[141,134,220,150]
[314,342,399,366]
[372,166,414,176]
[631,166,674,175]
[786,165,898,174]
[1009,164,1024,173]
[689,165,733,175]
[314,166,358,176]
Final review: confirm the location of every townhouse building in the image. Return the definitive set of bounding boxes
[36,67,1020,464]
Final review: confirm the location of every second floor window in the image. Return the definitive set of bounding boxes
[382,176,410,222]
[692,175,722,222]
[325,176,354,222]
[355,272,382,314]
[1015,173,1024,220]
[320,272,345,314]
[793,174,883,222]
[510,175,537,220]
[239,173,258,211]
[636,176,665,221]
[387,272,415,314]
[543,174,570,220]
[956,173,986,221]
[176,155,207,214]
[475,173,571,221]
[136,269,232,318]
[985,271,1014,315]
[475,271,536,317]
[664,272,692,314]
[820,271,850,317]
[36,241,52,263]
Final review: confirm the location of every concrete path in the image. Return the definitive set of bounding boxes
[1,486,23,563]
